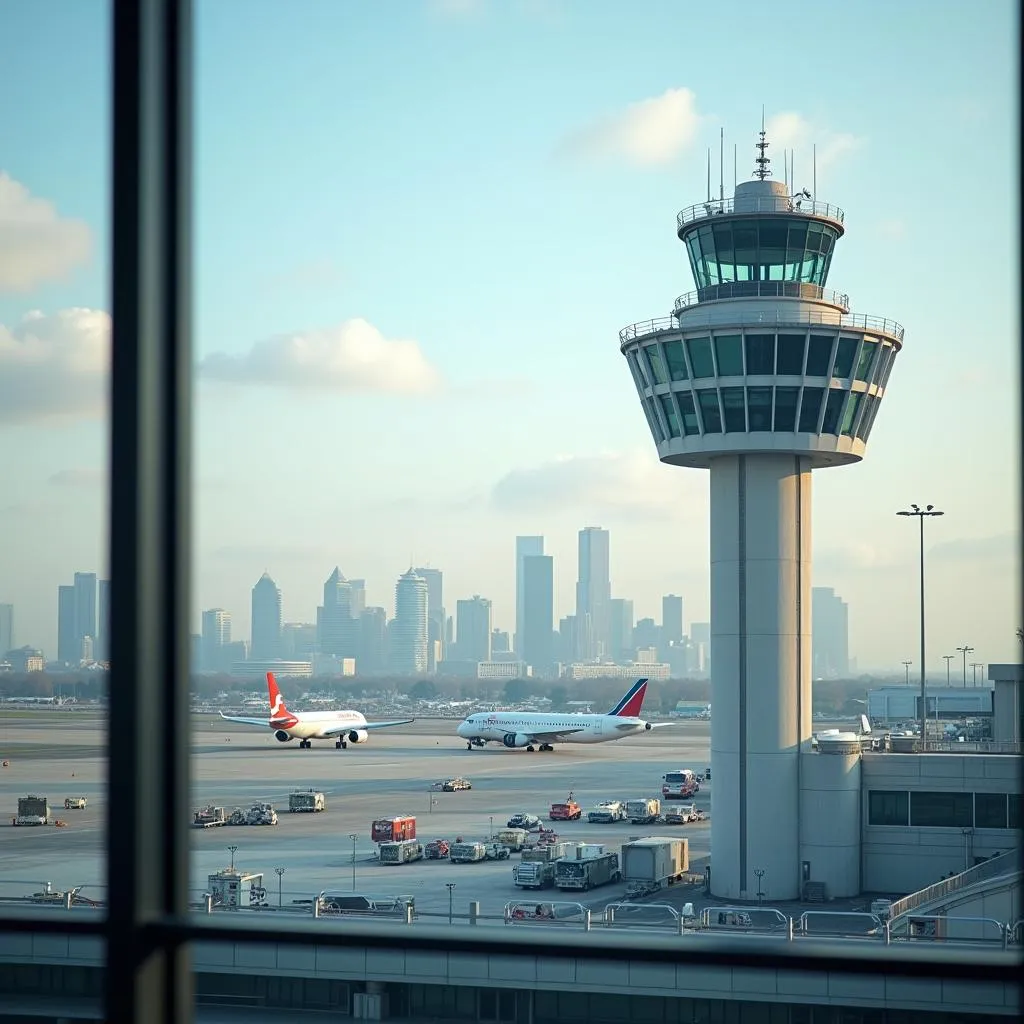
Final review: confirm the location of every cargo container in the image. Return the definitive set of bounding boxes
[554,851,620,891]
[513,860,558,889]
[620,837,689,892]
[14,795,49,826]
[371,815,416,844]
[192,805,227,829]
[379,840,424,865]
[289,789,326,813]
[424,839,450,859]
[449,841,487,863]
[207,870,267,909]
[521,841,571,863]
[626,797,661,824]
[488,827,530,851]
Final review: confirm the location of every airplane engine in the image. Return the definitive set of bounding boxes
[502,732,531,749]
[347,729,369,744]
[274,730,293,742]
[645,722,652,730]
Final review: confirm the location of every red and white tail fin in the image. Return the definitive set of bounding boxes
[607,678,649,718]
[267,672,290,720]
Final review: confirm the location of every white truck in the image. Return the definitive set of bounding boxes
[626,797,661,824]
[379,840,424,865]
[450,842,488,863]
[554,852,620,891]
[663,802,704,825]
[587,800,627,824]
[513,860,558,889]
[488,827,530,852]
[288,789,326,813]
[621,836,689,897]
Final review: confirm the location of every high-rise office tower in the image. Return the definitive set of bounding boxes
[575,527,610,659]
[95,579,111,661]
[521,554,553,675]
[390,570,428,674]
[620,127,902,899]
[317,568,358,659]
[514,536,544,654]
[456,595,492,663]
[662,594,684,645]
[413,567,445,662]
[608,598,635,662]
[0,604,12,657]
[358,606,387,674]
[57,585,78,664]
[73,572,97,652]
[201,608,232,672]
[812,587,850,678]
[250,572,283,659]
[348,579,366,620]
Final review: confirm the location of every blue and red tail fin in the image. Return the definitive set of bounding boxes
[607,678,649,718]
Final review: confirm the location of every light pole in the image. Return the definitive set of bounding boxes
[446,882,456,924]
[227,845,238,871]
[902,661,912,685]
[956,645,974,687]
[942,655,954,686]
[274,867,285,907]
[753,868,765,906]
[489,816,494,837]
[897,504,944,750]
[971,662,983,688]
[349,834,358,891]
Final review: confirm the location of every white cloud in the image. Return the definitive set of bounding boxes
[491,450,703,520]
[0,308,110,424]
[560,88,703,168]
[764,112,863,185]
[0,173,91,292]
[48,468,104,488]
[198,318,442,395]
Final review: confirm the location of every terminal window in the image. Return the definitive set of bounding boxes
[868,790,908,826]
[910,791,974,828]
[974,793,1008,829]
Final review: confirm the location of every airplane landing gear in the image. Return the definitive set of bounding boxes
[336,739,348,749]
[299,739,311,749]
[467,742,473,750]
[526,745,536,752]
[539,744,554,752]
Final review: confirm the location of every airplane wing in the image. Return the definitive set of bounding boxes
[525,728,585,743]
[613,720,676,730]
[316,718,416,738]
[219,712,271,728]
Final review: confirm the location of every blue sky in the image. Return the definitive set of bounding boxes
[0,0,1018,671]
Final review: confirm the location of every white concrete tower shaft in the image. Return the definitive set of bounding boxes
[618,129,904,901]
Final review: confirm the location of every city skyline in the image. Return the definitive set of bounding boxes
[0,1,1018,671]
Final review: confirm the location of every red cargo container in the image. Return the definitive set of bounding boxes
[371,815,417,844]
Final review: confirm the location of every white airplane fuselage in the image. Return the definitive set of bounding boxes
[456,711,652,746]
[274,710,369,741]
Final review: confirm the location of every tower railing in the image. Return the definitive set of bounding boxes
[620,310,905,346]
[674,283,850,313]
[678,196,845,229]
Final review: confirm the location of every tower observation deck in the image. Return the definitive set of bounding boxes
[619,128,904,902]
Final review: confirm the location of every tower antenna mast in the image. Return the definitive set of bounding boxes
[812,143,817,198]
[754,107,771,180]
[706,148,711,202]
[719,127,724,202]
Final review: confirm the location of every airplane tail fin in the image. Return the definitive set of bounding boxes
[607,678,649,718]
[267,672,290,720]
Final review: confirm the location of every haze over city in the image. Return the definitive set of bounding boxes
[0,0,1018,671]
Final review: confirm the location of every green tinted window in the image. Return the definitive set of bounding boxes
[714,334,743,376]
[678,392,700,435]
[798,386,825,432]
[687,337,715,378]
[833,337,859,378]
[840,391,863,436]
[745,334,775,375]
[721,387,745,431]
[854,340,878,382]
[631,352,650,388]
[855,395,876,440]
[910,791,973,828]
[747,387,772,431]
[821,389,847,434]
[644,398,664,442]
[645,345,668,385]
[875,346,895,388]
[773,387,799,431]
[861,394,883,441]
[658,394,681,438]
[868,791,908,826]
[663,340,688,381]
[697,389,722,432]
[776,334,806,375]
[805,334,834,376]
[974,793,1008,829]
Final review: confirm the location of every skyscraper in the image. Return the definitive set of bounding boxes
[348,579,366,620]
[608,598,634,662]
[96,579,111,661]
[575,527,610,659]
[317,568,358,659]
[456,596,492,663]
[201,608,232,672]
[250,573,282,659]
[413,567,445,663]
[515,537,544,654]
[522,554,554,675]
[0,604,12,657]
[389,570,428,674]
[73,572,97,649]
[812,587,850,678]
[662,594,684,646]
[57,585,78,664]
[358,606,387,674]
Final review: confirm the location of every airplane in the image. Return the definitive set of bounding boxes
[220,672,415,750]
[455,678,673,752]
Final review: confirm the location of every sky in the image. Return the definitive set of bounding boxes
[0,0,1019,673]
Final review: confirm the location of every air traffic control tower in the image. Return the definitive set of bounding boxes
[619,129,904,901]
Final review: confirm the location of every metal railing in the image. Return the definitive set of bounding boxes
[677,196,845,229]
[674,283,850,312]
[886,849,1022,923]
[620,311,905,345]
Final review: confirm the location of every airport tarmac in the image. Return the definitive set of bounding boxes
[0,714,715,920]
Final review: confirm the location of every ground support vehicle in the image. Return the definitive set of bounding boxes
[371,815,417,844]
[192,805,228,829]
[626,798,661,824]
[424,839,450,859]
[318,893,415,917]
[522,828,561,851]
[441,777,472,792]
[549,794,582,821]
[512,860,558,889]
[661,770,699,800]
[522,841,571,864]
[554,852,620,891]
[206,870,267,909]
[663,803,704,825]
[587,801,627,824]
[620,837,689,897]
[484,842,511,861]
[507,813,540,831]
[379,840,424,865]
[489,827,530,852]
[289,789,326,812]
[450,842,488,863]
[63,797,87,810]
[228,802,278,826]
[14,796,49,826]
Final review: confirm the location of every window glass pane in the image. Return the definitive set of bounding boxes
[645,345,668,385]
[910,791,974,827]
[687,337,715,378]
[644,398,665,443]
[776,334,806,375]
[744,334,775,374]
[659,394,682,438]
[974,793,1008,829]
[697,389,722,432]
[806,226,823,251]
[868,790,909,826]
[631,351,651,387]
[679,392,700,435]
[840,391,863,436]
[862,393,883,441]
[806,334,834,375]
[833,337,859,378]
[797,386,824,432]
[663,339,688,381]
[821,388,847,434]
[721,387,745,431]
[876,346,896,388]
[1009,794,1021,829]
[855,395,876,440]
[746,387,772,431]
[714,334,743,375]
[855,340,878,382]
[773,387,799,431]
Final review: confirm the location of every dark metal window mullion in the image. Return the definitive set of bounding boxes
[107,1,194,1022]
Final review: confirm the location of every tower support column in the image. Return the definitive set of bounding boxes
[709,454,812,901]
